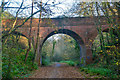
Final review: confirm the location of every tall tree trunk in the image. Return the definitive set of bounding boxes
[117,2,120,43]
[0,0,4,54]
[96,2,104,50]
[32,0,42,65]
[25,1,33,62]
[117,2,120,24]
[50,40,56,62]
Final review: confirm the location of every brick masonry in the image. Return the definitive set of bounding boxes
[2,16,111,65]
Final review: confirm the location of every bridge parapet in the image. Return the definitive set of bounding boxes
[2,16,110,28]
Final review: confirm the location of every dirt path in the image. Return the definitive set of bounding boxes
[29,63,85,78]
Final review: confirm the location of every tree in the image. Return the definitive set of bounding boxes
[25,0,33,62]
[67,1,120,76]
[1,0,65,64]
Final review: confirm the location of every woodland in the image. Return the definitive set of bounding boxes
[0,0,120,79]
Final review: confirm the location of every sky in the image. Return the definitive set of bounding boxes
[1,0,119,18]
[1,0,75,18]
[47,34,64,41]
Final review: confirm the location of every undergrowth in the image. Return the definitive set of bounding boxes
[2,46,38,79]
[79,64,119,78]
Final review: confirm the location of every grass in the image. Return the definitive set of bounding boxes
[79,64,118,78]
[42,58,51,66]
[59,61,76,66]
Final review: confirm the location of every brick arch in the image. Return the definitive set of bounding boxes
[2,30,29,39]
[40,29,86,66]
[42,29,84,45]
[91,27,119,53]
[2,31,29,49]
[2,17,114,65]
[92,27,118,43]
[102,28,119,36]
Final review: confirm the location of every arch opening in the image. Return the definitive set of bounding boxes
[40,29,86,66]
[42,29,84,46]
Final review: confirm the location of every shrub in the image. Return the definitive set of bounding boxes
[42,58,50,66]
[60,61,75,66]
[2,47,38,78]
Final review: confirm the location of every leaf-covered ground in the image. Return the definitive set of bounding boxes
[29,63,100,78]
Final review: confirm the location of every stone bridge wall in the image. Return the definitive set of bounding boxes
[2,16,110,65]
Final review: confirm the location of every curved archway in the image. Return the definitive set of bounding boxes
[92,28,119,63]
[40,29,86,66]
[2,30,29,49]
[2,30,29,39]
[102,28,119,37]
[42,29,84,45]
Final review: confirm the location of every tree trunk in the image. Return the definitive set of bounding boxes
[32,0,42,65]
[25,1,33,62]
[117,2,120,44]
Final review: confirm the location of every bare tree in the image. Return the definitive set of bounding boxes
[25,0,33,62]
